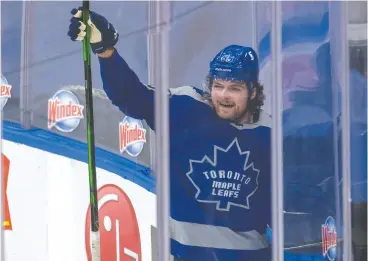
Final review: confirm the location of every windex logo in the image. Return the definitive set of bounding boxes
[48,90,84,133]
[321,216,337,261]
[119,116,147,157]
[0,74,12,110]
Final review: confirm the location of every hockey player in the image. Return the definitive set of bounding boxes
[68,8,272,261]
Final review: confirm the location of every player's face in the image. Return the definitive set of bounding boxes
[211,79,255,123]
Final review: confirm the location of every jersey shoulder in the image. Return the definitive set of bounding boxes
[168,85,215,127]
[254,111,272,129]
[229,110,271,131]
[169,85,211,106]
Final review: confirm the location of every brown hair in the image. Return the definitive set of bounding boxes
[248,82,265,122]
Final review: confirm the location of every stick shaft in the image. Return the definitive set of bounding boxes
[82,0,99,233]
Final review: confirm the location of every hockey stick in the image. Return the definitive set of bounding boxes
[82,1,101,261]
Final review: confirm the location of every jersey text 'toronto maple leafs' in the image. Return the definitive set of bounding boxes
[186,138,260,211]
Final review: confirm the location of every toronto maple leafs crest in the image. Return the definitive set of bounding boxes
[186,138,260,211]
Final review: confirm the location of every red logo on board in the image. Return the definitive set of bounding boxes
[2,154,11,230]
[85,184,142,261]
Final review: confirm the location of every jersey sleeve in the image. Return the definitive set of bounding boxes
[98,49,155,129]
[99,50,210,131]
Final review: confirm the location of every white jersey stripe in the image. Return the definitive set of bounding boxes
[170,217,269,250]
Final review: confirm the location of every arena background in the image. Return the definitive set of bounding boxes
[1,1,366,261]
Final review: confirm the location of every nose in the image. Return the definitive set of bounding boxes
[219,88,231,99]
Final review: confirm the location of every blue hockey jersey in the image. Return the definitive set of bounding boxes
[99,50,272,261]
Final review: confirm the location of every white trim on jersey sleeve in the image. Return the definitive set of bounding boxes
[169,85,210,105]
[145,84,155,91]
[144,84,210,105]
[170,217,269,250]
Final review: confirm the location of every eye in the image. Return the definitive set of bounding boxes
[230,86,242,92]
[213,85,223,89]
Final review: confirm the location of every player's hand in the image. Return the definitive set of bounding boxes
[67,7,119,54]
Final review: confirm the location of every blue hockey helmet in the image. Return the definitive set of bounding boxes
[208,45,259,87]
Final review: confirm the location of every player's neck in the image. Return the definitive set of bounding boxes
[234,111,253,125]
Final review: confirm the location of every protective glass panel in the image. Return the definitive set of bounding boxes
[2,1,156,261]
[25,1,151,167]
[1,1,22,122]
[3,1,365,261]
[168,2,272,261]
[169,1,255,89]
[256,1,272,116]
[347,2,367,261]
[277,2,343,260]
[2,4,49,260]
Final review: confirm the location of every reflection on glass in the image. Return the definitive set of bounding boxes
[1,1,23,122]
[71,1,275,259]
[18,1,151,167]
[348,2,367,261]
[277,2,342,261]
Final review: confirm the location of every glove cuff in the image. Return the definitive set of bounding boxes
[91,23,119,54]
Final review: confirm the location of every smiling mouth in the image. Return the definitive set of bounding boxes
[219,102,234,108]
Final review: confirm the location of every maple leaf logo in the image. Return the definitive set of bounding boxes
[186,138,260,211]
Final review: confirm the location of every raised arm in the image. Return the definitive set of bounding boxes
[98,48,154,128]
[67,7,154,129]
